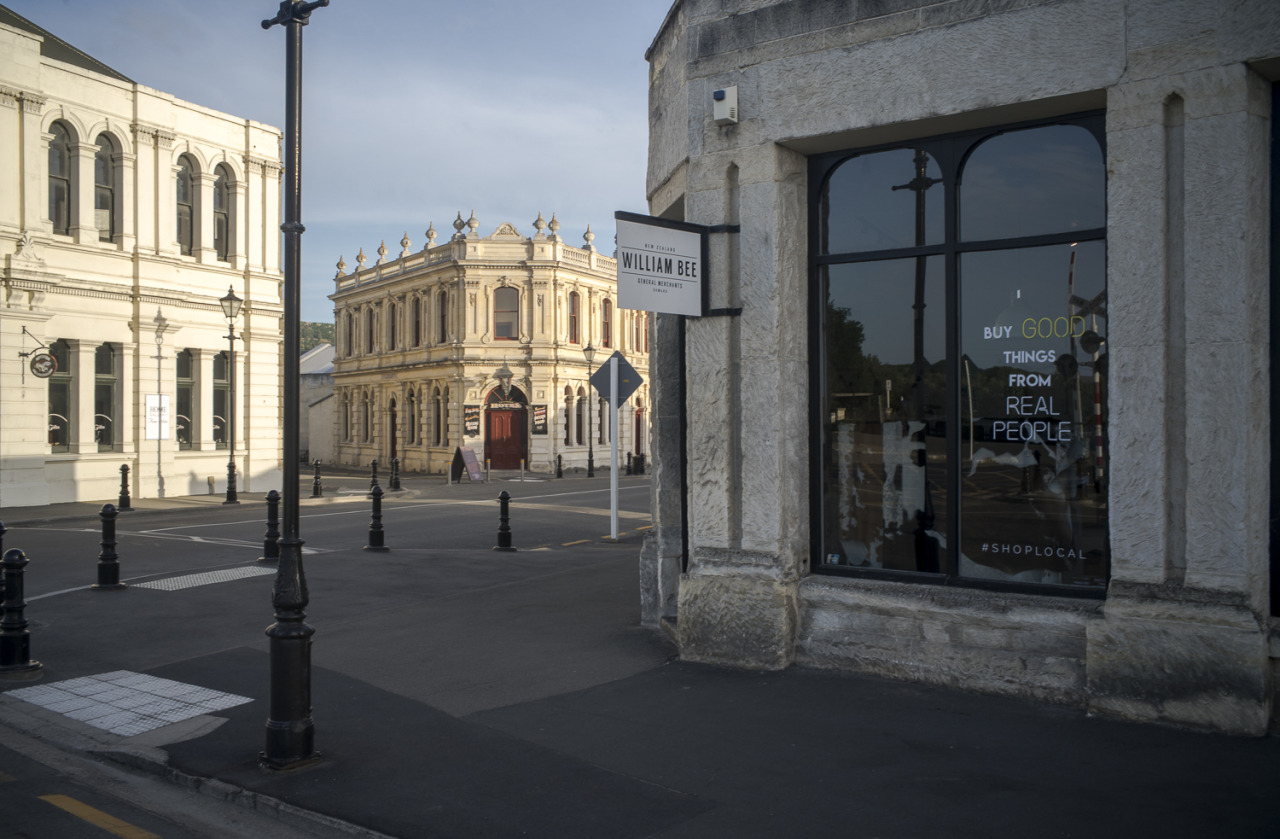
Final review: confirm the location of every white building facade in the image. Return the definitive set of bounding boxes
[642,0,1280,734]
[329,214,650,476]
[0,8,284,507]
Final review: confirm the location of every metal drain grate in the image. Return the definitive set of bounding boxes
[134,565,276,591]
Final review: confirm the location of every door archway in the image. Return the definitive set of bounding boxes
[485,385,528,469]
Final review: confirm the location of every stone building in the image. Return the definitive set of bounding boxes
[0,6,284,507]
[299,342,335,465]
[641,0,1280,734]
[328,213,650,476]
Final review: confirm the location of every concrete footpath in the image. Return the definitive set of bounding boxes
[0,471,1278,838]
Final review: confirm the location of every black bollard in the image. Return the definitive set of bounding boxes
[364,485,389,551]
[636,453,645,475]
[0,521,6,602]
[389,457,401,491]
[259,490,281,563]
[92,504,126,591]
[556,454,563,479]
[626,452,633,476]
[369,458,379,496]
[493,490,516,552]
[118,464,132,511]
[311,459,323,498]
[0,549,42,677]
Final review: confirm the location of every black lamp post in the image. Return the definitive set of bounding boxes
[220,285,243,505]
[261,0,326,771]
[582,342,595,478]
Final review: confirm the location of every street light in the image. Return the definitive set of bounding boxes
[219,285,243,505]
[582,342,595,478]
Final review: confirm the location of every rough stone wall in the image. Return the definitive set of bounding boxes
[646,0,1280,732]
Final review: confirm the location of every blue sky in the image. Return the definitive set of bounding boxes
[7,0,673,322]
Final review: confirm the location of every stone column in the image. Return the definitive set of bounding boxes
[1087,64,1272,734]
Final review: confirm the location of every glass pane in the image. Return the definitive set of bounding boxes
[49,381,70,451]
[958,242,1108,586]
[95,344,114,375]
[960,124,1104,241]
[50,179,69,234]
[95,139,112,187]
[176,349,192,380]
[215,212,228,261]
[177,384,193,450]
[95,382,114,448]
[49,125,69,177]
[822,257,947,572]
[214,352,228,382]
[823,148,944,254]
[50,340,70,371]
[177,205,192,254]
[213,386,228,447]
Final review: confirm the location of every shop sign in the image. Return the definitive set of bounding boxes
[464,404,480,436]
[531,404,548,435]
[615,211,707,317]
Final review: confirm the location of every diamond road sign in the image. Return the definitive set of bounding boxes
[589,351,644,406]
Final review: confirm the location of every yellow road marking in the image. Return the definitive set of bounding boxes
[39,795,160,839]
[635,525,653,531]
[562,539,591,547]
[0,770,14,782]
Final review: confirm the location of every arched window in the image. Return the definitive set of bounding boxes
[94,344,118,451]
[388,302,398,350]
[407,389,418,445]
[602,299,612,348]
[365,308,375,354]
[362,392,371,442]
[176,155,196,255]
[94,134,117,242]
[344,312,354,357]
[341,391,351,441]
[575,386,586,446]
[213,164,233,262]
[176,349,195,450]
[48,339,72,452]
[412,298,422,347]
[213,351,230,448]
[437,290,449,343]
[49,122,72,235]
[563,386,573,445]
[494,287,519,340]
[568,291,580,344]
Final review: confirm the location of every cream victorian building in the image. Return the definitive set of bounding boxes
[0,6,284,507]
[329,213,650,476]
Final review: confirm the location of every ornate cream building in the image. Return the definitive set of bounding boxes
[0,7,284,507]
[329,213,650,476]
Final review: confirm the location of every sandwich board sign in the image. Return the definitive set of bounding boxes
[615,211,708,317]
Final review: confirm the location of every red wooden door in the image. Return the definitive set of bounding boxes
[486,409,527,469]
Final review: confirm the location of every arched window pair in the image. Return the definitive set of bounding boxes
[48,122,121,243]
[176,155,234,261]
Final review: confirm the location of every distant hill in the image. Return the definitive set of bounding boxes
[301,322,334,354]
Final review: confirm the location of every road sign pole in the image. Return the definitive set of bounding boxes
[610,355,619,540]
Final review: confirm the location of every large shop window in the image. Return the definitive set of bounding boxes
[47,339,72,452]
[812,114,1108,594]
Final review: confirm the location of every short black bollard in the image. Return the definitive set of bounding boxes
[259,490,281,563]
[92,504,126,591]
[626,452,633,476]
[369,458,380,496]
[0,549,42,677]
[635,453,646,475]
[364,485,389,551]
[118,464,132,511]
[311,459,323,498]
[493,490,517,552]
[555,454,563,479]
[390,457,401,491]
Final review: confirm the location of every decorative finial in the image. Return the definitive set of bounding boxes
[583,224,595,251]
[400,231,412,257]
[532,212,547,238]
[425,222,437,249]
[466,210,479,236]
[356,248,366,269]
[548,213,560,240]
[453,211,465,233]
[335,255,347,278]
[376,240,388,265]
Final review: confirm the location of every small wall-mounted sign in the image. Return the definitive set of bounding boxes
[615,211,707,317]
[29,352,56,378]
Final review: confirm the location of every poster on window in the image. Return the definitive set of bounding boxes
[464,404,480,437]
[145,394,170,440]
[531,405,548,435]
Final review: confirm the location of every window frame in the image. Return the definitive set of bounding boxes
[94,133,118,243]
[213,164,233,262]
[568,291,580,344]
[49,122,73,235]
[808,110,1108,599]
[176,155,197,256]
[48,339,72,452]
[494,286,519,341]
[176,348,195,450]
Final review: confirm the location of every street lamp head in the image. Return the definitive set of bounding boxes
[493,363,514,398]
[220,286,244,322]
[582,342,596,366]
